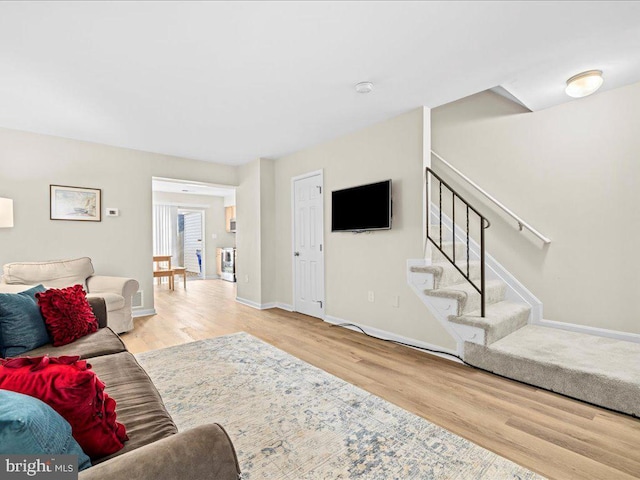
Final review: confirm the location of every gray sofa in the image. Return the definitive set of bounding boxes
[15,298,241,480]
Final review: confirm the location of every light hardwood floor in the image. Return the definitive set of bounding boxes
[121,279,640,480]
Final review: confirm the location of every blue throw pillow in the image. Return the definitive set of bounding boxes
[0,284,50,357]
[0,389,91,471]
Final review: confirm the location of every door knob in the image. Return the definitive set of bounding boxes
[294,252,300,256]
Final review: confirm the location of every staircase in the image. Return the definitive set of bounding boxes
[407,164,640,418]
[408,223,537,351]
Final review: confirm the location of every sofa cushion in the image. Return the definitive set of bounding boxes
[0,389,92,471]
[3,257,94,289]
[37,285,99,347]
[0,355,128,459]
[86,292,125,312]
[20,328,127,359]
[87,297,108,329]
[0,285,50,358]
[88,352,177,463]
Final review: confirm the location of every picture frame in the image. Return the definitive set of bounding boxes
[50,185,102,222]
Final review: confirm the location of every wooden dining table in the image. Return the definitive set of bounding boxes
[153,255,187,290]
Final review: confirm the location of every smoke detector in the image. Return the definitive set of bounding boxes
[355,81,374,94]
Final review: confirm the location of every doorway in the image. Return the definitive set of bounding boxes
[151,177,237,300]
[179,210,205,279]
[292,170,325,319]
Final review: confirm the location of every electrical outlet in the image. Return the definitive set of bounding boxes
[368,291,374,302]
[244,275,249,283]
[393,295,400,308]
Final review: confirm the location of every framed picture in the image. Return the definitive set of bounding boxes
[50,185,101,222]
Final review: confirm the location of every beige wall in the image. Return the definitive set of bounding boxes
[152,191,236,278]
[0,127,237,312]
[273,109,455,348]
[235,159,262,304]
[260,159,277,305]
[235,158,277,306]
[432,83,640,334]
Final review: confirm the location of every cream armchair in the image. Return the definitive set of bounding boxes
[0,257,139,333]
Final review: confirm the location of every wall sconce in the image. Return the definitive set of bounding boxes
[0,197,14,228]
[565,70,604,98]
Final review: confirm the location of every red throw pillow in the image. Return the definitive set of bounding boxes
[0,355,128,458]
[36,285,98,346]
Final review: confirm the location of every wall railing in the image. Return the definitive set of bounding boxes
[431,150,551,244]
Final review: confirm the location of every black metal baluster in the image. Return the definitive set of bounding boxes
[480,216,486,318]
[439,180,442,249]
[425,168,430,241]
[452,193,456,265]
[424,167,489,318]
[466,205,470,278]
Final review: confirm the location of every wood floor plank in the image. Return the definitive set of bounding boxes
[121,279,640,480]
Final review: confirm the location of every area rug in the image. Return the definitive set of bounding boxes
[136,333,544,479]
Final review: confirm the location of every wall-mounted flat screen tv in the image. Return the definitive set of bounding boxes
[331,180,392,232]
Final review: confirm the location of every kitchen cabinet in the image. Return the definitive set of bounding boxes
[225,206,236,233]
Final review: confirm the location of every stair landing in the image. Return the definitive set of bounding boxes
[464,325,640,417]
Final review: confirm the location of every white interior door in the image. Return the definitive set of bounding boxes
[293,171,325,318]
[182,210,204,278]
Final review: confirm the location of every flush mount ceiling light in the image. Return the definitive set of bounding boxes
[355,81,374,94]
[565,70,604,98]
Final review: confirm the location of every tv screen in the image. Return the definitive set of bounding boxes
[331,180,392,232]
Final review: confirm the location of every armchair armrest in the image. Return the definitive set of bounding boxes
[87,276,139,299]
[79,424,241,480]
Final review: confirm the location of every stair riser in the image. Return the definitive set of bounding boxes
[412,263,481,289]
[450,305,531,346]
[423,281,506,317]
[463,340,640,417]
[436,263,481,289]
[409,271,435,290]
[486,309,529,345]
[458,283,506,316]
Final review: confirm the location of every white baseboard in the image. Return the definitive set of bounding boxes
[205,275,220,280]
[132,308,157,317]
[275,303,294,312]
[532,318,640,344]
[235,297,262,309]
[324,315,461,363]
[235,297,294,311]
[236,297,293,312]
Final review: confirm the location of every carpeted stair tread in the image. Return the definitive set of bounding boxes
[427,225,451,239]
[464,325,640,417]
[424,279,506,316]
[449,301,530,345]
[430,240,470,264]
[410,260,481,288]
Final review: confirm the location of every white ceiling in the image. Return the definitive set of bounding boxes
[152,178,235,198]
[1,1,639,165]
